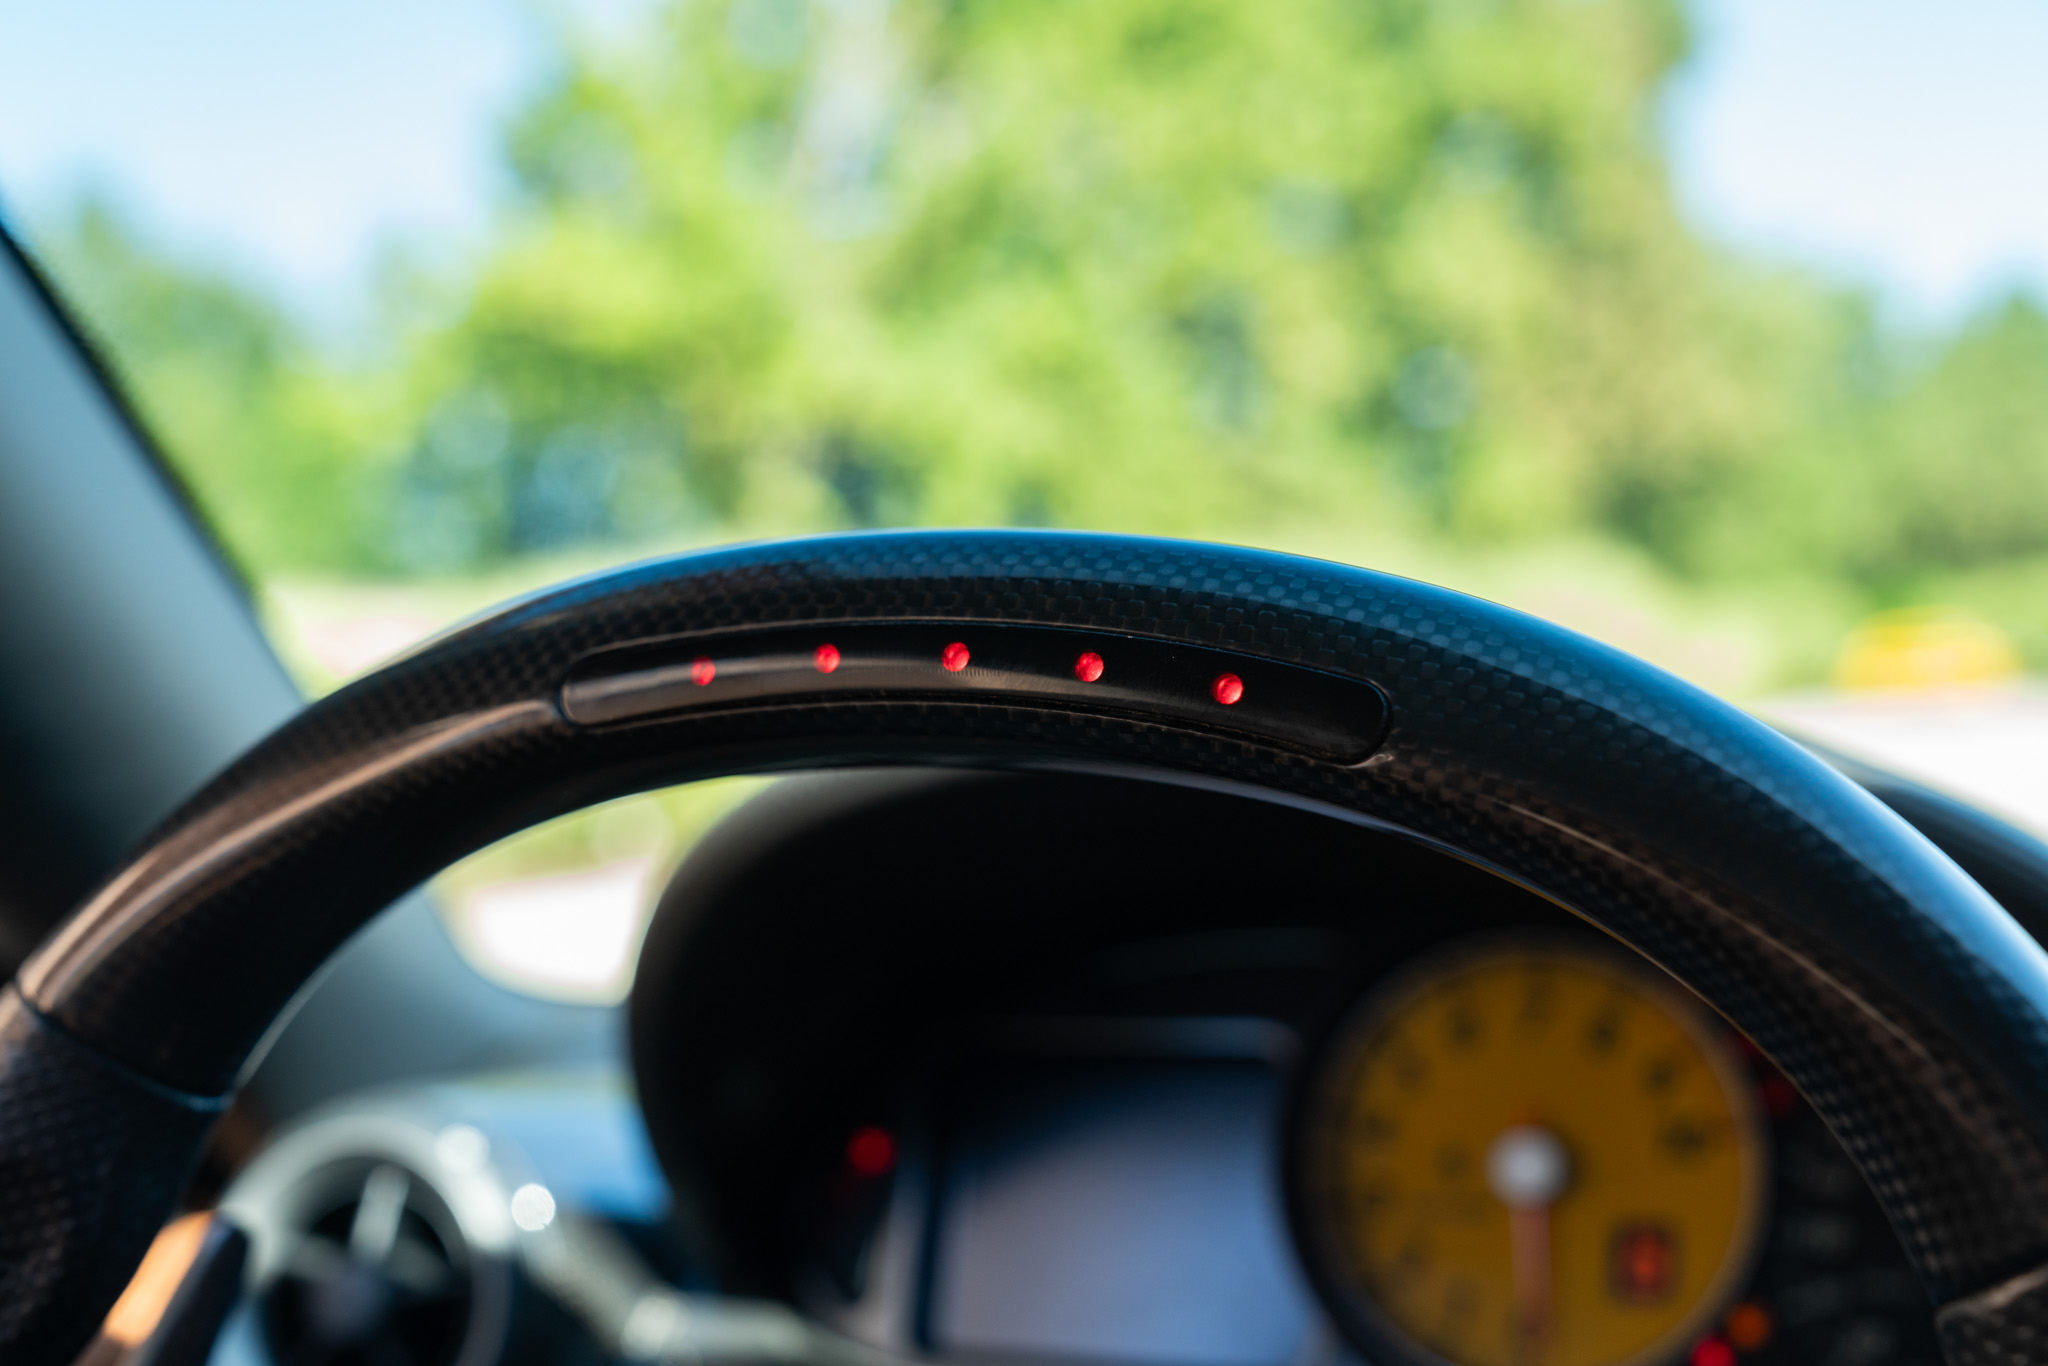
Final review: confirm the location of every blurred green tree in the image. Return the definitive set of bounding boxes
[417,0,1795,562]
[33,199,389,576]
[29,0,2048,661]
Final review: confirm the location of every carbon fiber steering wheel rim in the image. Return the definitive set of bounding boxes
[5,530,2048,1364]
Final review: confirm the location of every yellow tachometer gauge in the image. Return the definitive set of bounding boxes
[1295,939,1766,1366]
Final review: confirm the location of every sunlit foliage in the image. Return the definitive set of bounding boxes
[28,0,2048,677]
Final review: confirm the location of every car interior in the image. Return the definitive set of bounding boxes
[10,158,2048,1366]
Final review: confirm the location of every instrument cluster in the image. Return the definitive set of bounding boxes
[1292,938,1930,1366]
[626,771,1942,1366]
[796,930,1936,1366]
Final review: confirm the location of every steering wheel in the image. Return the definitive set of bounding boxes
[6,530,2048,1366]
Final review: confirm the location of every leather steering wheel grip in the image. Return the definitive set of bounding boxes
[6,530,2048,1364]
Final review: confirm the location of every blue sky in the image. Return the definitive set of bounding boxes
[2,0,2046,326]
[0,0,649,311]
[1667,0,2048,324]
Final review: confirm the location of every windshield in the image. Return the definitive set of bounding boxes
[7,0,2048,994]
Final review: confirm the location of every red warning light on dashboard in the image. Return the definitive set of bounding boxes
[1611,1223,1677,1302]
[1074,651,1105,683]
[1212,673,1244,705]
[691,657,716,687]
[942,641,971,672]
[814,643,841,674]
[846,1125,897,1178]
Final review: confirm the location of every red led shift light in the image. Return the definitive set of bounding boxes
[846,1126,897,1178]
[1689,1340,1734,1366]
[558,624,1387,759]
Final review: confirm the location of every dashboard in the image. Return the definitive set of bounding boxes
[855,940,1927,1366]
[210,768,1947,1366]
[638,770,1937,1366]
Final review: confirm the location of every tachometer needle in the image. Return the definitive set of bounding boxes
[1487,1124,1571,1365]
